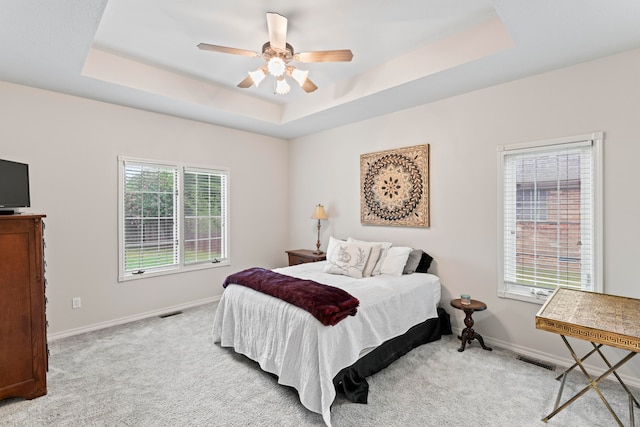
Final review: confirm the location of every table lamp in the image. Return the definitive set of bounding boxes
[311,204,328,254]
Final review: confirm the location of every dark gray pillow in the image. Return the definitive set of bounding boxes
[402,249,423,274]
[415,252,434,273]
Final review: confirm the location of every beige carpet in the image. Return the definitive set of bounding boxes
[0,303,637,426]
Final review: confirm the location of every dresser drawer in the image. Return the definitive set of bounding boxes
[286,249,326,266]
[289,254,311,265]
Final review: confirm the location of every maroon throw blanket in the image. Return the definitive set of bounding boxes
[222,267,359,326]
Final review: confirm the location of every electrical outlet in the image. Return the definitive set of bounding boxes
[72,297,81,309]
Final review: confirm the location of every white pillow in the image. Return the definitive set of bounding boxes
[325,236,346,261]
[347,238,392,276]
[324,241,372,279]
[380,246,413,276]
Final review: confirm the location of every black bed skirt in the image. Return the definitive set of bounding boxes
[333,306,452,404]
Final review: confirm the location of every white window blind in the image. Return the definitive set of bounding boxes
[183,168,228,265]
[122,161,178,274]
[499,133,602,302]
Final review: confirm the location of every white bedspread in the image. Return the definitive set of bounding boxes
[212,261,441,426]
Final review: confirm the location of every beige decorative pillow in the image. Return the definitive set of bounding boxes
[347,238,392,276]
[323,242,372,279]
[362,244,382,277]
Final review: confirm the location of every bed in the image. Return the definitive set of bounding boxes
[212,245,448,426]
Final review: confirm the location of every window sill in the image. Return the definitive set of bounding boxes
[498,289,550,305]
[118,260,231,282]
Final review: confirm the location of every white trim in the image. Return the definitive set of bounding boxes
[497,148,506,298]
[117,260,231,282]
[118,157,180,281]
[592,133,604,292]
[497,132,604,302]
[117,156,126,281]
[181,165,230,268]
[497,289,549,305]
[47,296,220,341]
[451,327,640,389]
[117,155,231,282]
[497,132,602,153]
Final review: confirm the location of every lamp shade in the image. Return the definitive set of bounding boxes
[248,68,267,87]
[289,67,309,87]
[267,57,286,77]
[274,77,291,95]
[311,204,328,220]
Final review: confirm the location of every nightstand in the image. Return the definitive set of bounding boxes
[450,298,492,353]
[286,249,326,266]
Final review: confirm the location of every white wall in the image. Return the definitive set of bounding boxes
[289,48,640,379]
[2,47,639,380]
[0,81,289,336]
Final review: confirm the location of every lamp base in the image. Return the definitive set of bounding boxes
[313,250,324,255]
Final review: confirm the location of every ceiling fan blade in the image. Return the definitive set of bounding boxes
[295,50,354,63]
[301,78,318,93]
[237,75,254,88]
[197,43,260,58]
[266,12,287,51]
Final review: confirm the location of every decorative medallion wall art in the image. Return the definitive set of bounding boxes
[360,144,429,227]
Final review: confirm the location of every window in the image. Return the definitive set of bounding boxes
[118,157,229,281]
[121,162,179,274]
[183,168,227,265]
[498,133,602,303]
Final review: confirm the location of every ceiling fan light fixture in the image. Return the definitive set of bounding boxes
[274,76,291,95]
[248,67,267,87]
[288,67,309,87]
[267,57,286,77]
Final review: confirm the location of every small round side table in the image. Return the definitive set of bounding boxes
[450,298,493,353]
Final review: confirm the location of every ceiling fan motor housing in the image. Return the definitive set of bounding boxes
[262,42,295,63]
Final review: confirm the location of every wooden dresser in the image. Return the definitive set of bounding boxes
[0,214,47,401]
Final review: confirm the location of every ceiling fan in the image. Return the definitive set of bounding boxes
[197,12,353,94]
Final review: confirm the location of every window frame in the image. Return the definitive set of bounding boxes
[497,132,603,304]
[182,166,229,266]
[118,156,230,282]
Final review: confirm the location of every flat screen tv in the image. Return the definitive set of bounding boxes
[0,159,30,214]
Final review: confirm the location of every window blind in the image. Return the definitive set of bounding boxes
[183,167,228,265]
[503,141,594,292]
[123,161,178,273]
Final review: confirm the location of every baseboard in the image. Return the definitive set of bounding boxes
[451,326,640,389]
[48,296,221,341]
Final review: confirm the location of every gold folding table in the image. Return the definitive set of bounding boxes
[535,287,640,426]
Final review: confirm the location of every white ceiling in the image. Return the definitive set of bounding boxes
[2,0,640,139]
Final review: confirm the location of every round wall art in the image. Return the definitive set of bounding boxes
[360,144,429,227]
